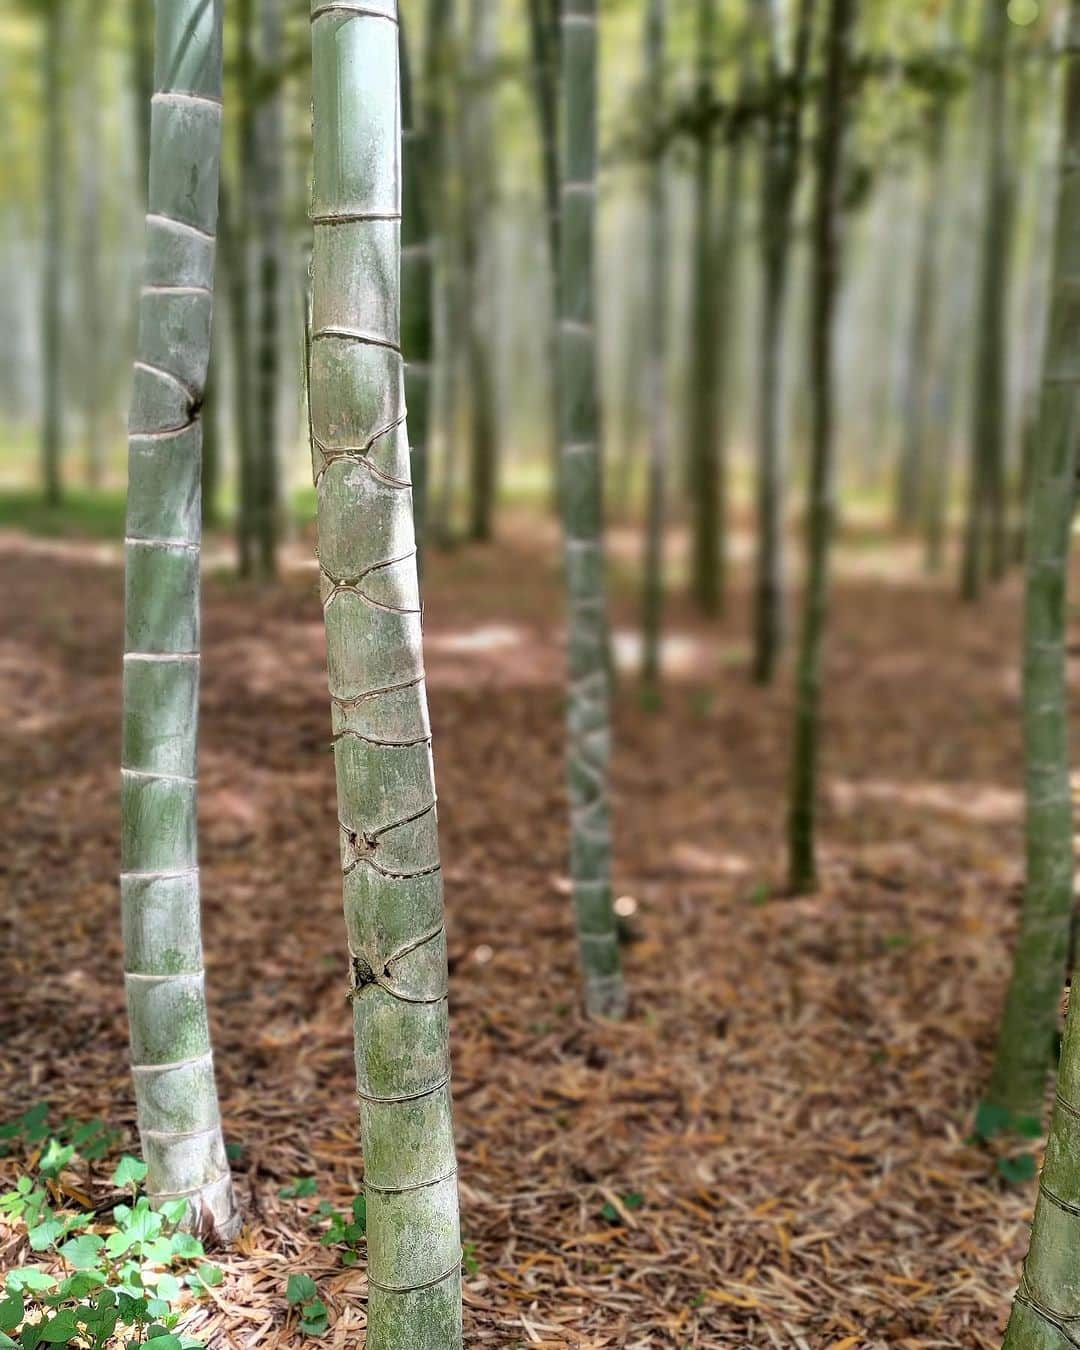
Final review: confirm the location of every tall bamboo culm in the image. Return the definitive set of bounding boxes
[309,2,463,1344]
[559,0,627,1019]
[982,0,1080,1152]
[400,17,434,564]
[121,0,239,1239]
[640,0,668,696]
[787,0,858,895]
[999,3,1080,1341]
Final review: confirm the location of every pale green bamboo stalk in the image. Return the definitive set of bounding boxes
[787,0,857,895]
[962,0,1012,600]
[752,0,816,685]
[559,0,626,1019]
[253,0,283,580]
[526,0,561,513]
[309,3,462,1343]
[982,3,1080,1145]
[80,0,104,490]
[463,0,499,543]
[400,17,434,564]
[41,0,63,508]
[121,0,239,1239]
[687,0,720,618]
[131,0,153,197]
[895,93,948,533]
[999,17,1080,1341]
[640,0,667,697]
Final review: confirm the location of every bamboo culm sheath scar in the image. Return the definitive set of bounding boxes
[120,0,239,1239]
[558,0,627,1019]
[309,2,463,1345]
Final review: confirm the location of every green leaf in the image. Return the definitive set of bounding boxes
[27,1219,65,1252]
[299,1299,328,1336]
[142,1236,179,1264]
[111,1156,148,1189]
[5,1270,56,1294]
[36,1140,74,1180]
[143,1337,183,1350]
[998,1153,1038,1184]
[279,1177,318,1200]
[37,1310,79,1343]
[195,1265,222,1288]
[0,1296,23,1333]
[286,1274,318,1306]
[159,1199,188,1227]
[57,1272,105,1299]
[0,1333,16,1349]
[155,1273,181,1303]
[973,1100,1012,1142]
[350,1195,366,1230]
[21,1104,50,1145]
[169,1233,204,1261]
[1015,1114,1044,1140]
[622,1192,645,1210]
[58,1233,105,1269]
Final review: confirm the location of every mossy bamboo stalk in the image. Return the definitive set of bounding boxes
[121,0,239,1239]
[309,2,463,1342]
[1000,12,1080,1342]
[559,0,627,1019]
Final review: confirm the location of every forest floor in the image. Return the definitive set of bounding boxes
[0,511,1060,1348]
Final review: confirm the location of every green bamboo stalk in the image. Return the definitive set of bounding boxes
[752,0,817,685]
[400,16,434,566]
[999,17,1080,1341]
[80,0,104,491]
[41,0,63,508]
[559,0,626,1019]
[962,0,1012,601]
[131,0,153,198]
[687,0,720,618]
[787,0,858,895]
[253,0,283,580]
[232,0,257,577]
[895,78,949,534]
[526,0,561,513]
[309,2,462,1343]
[981,0,1080,1152]
[121,0,239,1239]
[640,0,668,697]
[463,0,499,543]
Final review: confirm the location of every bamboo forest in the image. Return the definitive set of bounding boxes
[7,0,1080,1346]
